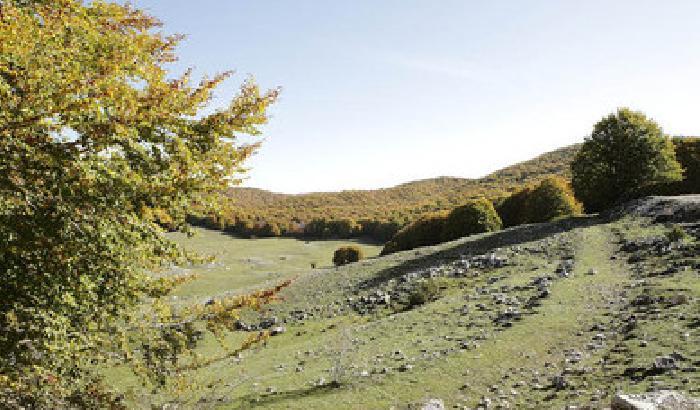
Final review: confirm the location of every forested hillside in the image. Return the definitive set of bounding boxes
[191,145,581,240]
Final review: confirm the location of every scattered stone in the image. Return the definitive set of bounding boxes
[398,364,414,372]
[653,355,678,371]
[478,396,492,408]
[235,320,252,331]
[611,390,700,409]
[421,398,445,410]
[666,294,689,306]
[259,316,278,329]
[551,374,567,390]
[265,324,285,336]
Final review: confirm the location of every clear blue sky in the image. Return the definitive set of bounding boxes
[130,0,700,193]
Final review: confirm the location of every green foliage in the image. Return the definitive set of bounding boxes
[634,137,700,196]
[192,145,580,242]
[381,211,449,255]
[442,198,502,242]
[497,177,582,227]
[382,199,502,255]
[0,0,278,406]
[571,108,683,212]
[526,177,582,222]
[674,137,700,193]
[333,246,364,266]
[407,279,442,307]
[495,188,530,228]
[666,225,688,243]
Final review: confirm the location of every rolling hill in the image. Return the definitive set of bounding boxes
[120,195,700,408]
[195,145,582,241]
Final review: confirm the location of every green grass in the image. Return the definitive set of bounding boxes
[114,216,699,409]
[166,229,382,301]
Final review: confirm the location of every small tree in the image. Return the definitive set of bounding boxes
[524,177,582,223]
[571,108,683,212]
[442,198,502,242]
[407,279,441,307]
[333,246,364,266]
[495,188,532,227]
[380,211,449,255]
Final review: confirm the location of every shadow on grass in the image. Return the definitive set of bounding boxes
[356,215,603,291]
[227,382,343,409]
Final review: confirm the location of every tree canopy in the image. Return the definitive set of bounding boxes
[381,199,502,255]
[193,145,580,242]
[571,108,683,212]
[0,0,278,406]
[497,176,582,227]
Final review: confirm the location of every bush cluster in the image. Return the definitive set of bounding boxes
[381,199,501,255]
[496,176,582,227]
[333,246,364,266]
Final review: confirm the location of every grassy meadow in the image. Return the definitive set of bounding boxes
[109,204,699,409]
[165,229,383,302]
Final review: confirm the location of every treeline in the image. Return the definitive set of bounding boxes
[188,137,697,245]
[386,131,699,253]
[187,213,402,242]
[188,145,581,241]
[381,176,582,255]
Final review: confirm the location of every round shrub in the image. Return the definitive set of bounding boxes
[524,177,582,223]
[441,198,502,242]
[380,211,449,255]
[407,279,441,307]
[496,188,532,227]
[497,177,582,227]
[333,245,364,266]
[571,108,683,212]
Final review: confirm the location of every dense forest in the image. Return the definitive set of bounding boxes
[189,144,581,241]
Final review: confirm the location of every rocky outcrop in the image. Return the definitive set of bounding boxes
[611,390,700,410]
[610,195,700,222]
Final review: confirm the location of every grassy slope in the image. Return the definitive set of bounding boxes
[117,199,698,409]
[166,229,383,302]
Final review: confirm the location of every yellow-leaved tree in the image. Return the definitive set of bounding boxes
[0,1,284,407]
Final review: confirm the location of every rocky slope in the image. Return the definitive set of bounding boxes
[145,196,700,409]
